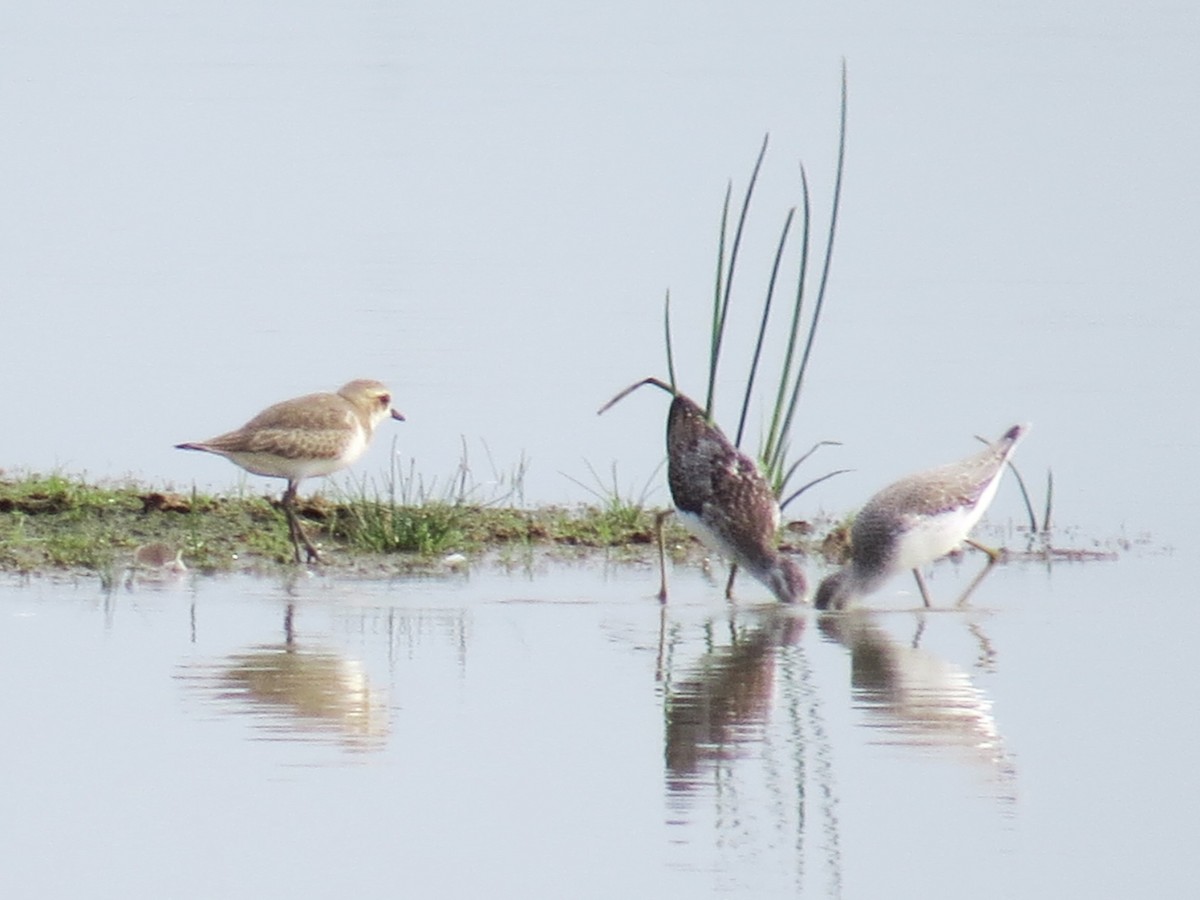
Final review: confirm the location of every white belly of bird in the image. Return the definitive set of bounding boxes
[677,508,750,573]
[894,504,976,571]
[893,470,1003,571]
[228,425,368,480]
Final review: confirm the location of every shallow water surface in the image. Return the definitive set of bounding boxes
[0,552,1193,898]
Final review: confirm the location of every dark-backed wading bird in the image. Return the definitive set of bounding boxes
[598,378,806,604]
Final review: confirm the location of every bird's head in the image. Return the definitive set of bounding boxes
[767,556,808,604]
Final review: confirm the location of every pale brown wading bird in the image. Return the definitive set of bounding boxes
[598,378,806,604]
[814,424,1028,611]
[176,379,404,563]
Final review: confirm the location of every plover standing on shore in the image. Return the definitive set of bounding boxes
[176,379,404,563]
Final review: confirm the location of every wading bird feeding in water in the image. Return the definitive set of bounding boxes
[176,379,405,564]
[598,377,806,604]
[814,424,1028,611]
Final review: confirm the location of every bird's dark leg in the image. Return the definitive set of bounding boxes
[967,621,998,671]
[954,553,999,608]
[724,565,739,602]
[912,568,934,608]
[965,537,1005,564]
[655,509,674,603]
[655,602,668,683]
[281,481,321,564]
[951,537,1009,607]
[910,613,928,649]
[281,481,302,563]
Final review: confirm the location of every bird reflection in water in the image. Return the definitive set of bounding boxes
[819,610,1015,798]
[122,542,188,590]
[182,603,388,752]
[660,607,843,892]
[663,610,806,786]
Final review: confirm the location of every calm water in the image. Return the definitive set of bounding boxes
[1,1,1198,896]
[0,552,1194,898]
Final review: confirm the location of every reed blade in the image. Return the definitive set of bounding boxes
[663,290,678,391]
[1042,469,1054,533]
[780,468,851,513]
[597,377,676,416]
[706,134,770,419]
[774,62,848,487]
[1005,457,1038,533]
[764,168,812,479]
[707,183,732,416]
[735,207,796,449]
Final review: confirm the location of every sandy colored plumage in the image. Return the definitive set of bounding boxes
[176,379,404,563]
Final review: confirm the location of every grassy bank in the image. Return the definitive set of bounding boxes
[0,471,845,577]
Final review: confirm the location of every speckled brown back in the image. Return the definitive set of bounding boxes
[665,393,781,571]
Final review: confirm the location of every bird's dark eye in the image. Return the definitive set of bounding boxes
[380,394,391,407]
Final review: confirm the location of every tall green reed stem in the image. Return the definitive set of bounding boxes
[705,135,770,419]
[762,63,848,498]
[704,63,848,503]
